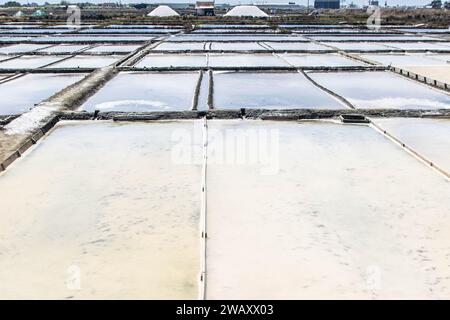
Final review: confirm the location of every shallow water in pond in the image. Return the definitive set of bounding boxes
[37,44,90,54]
[213,72,347,109]
[361,54,447,66]
[206,120,450,299]
[208,53,287,67]
[85,45,141,53]
[280,53,365,67]
[308,71,450,109]
[0,73,85,115]
[323,42,395,51]
[0,120,202,299]
[0,43,50,54]
[135,54,207,68]
[81,71,198,112]
[263,42,332,51]
[382,42,450,51]
[152,42,206,51]
[0,55,66,69]
[210,42,267,51]
[373,118,450,174]
[45,55,120,69]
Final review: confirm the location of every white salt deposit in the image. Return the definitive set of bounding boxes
[224,6,269,17]
[147,5,180,17]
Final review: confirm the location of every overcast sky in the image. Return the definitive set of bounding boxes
[0,0,433,7]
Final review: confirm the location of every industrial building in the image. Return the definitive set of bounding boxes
[195,1,215,16]
[314,0,340,9]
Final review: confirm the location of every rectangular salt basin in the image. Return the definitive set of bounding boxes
[0,73,85,115]
[206,120,450,299]
[324,42,396,51]
[33,36,154,43]
[0,55,66,69]
[280,53,365,67]
[38,44,90,54]
[208,54,287,68]
[169,35,307,42]
[425,54,450,63]
[84,45,141,54]
[308,71,450,109]
[361,54,448,66]
[310,35,439,42]
[402,66,450,85]
[373,118,450,174]
[0,28,72,34]
[152,42,206,51]
[45,55,120,69]
[81,72,199,112]
[213,72,347,109]
[135,54,207,68]
[210,42,267,51]
[0,43,50,54]
[383,42,450,51]
[80,28,180,34]
[263,42,332,51]
[0,121,201,299]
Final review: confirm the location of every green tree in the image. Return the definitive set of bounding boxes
[430,0,442,8]
[3,1,21,6]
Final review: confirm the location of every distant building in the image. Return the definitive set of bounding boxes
[369,0,380,5]
[314,0,340,9]
[196,1,215,16]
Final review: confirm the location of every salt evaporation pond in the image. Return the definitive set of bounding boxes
[361,54,447,66]
[33,36,154,43]
[0,55,66,69]
[45,55,120,69]
[152,42,206,51]
[206,120,450,299]
[0,43,51,54]
[37,44,90,54]
[0,36,32,43]
[168,35,307,42]
[324,42,396,51]
[280,53,365,67]
[135,54,207,68]
[383,42,450,51]
[85,45,141,54]
[80,28,181,34]
[0,121,201,299]
[308,71,450,109]
[263,42,332,51]
[81,71,199,112]
[0,73,85,115]
[210,42,267,51]
[213,72,347,109]
[424,54,450,63]
[373,118,450,173]
[208,53,287,67]
[310,35,439,42]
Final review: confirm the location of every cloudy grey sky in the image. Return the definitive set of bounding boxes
[0,0,433,7]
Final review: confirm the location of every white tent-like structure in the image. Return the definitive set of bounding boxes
[14,11,24,17]
[224,5,269,17]
[147,5,180,17]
